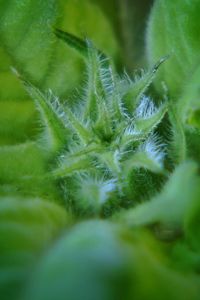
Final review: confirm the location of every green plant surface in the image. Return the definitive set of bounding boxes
[0,0,119,98]
[23,220,200,300]
[177,64,200,128]
[0,142,60,200]
[146,0,200,99]
[0,100,36,145]
[23,220,134,300]
[17,30,168,216]
[1,1,200,300]
[93,0,154,70]
[118,161,200,229]
[146,0,200,166]
[0,197,70,300]
[0,0,119,146]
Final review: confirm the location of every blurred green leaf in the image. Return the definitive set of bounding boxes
[24,220,134,300]
[0,142,58,199]
[119,161,200,229]
[24,220,200,300]
[0,197,70,300]
[0,0,119,97]
[146,0,200,98]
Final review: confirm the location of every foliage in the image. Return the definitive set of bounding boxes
[146,0,200,128]
[1,1,200,300]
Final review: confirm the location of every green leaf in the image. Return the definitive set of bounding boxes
[55,30,115,120]
[24,220,200,300]
[184,185,200,252]
[0,100,36,145]
[0,197,69,300]
[134,98,167,135]
[124,145,164,174]
[54,28,89,58]
[146,0,200,98]
[0,0,119,97]
[23,81,69,153]
[64,105,91,145]
[177,64,200,129]
[0,142,57,199]
[119,161,200,228]
[52,156,92,178]
[122,57,167,113]
[23,220,133,300]
[168,105,186,164]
